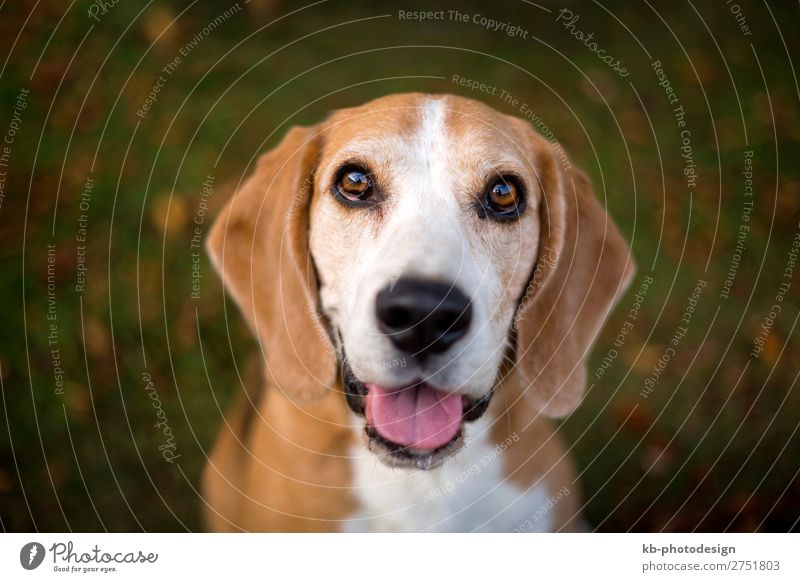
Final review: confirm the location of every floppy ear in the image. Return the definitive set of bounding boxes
[207,125,336,402]
[514,134,635,417]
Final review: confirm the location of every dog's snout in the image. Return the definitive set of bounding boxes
[375,277,472,356]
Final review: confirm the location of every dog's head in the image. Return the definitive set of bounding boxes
[208,93,634,470]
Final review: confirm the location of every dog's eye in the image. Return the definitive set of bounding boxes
[481,176,525,220]
[488,181,519,210]
[336,169,372,201]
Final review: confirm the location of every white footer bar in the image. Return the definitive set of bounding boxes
[1,533,796,581]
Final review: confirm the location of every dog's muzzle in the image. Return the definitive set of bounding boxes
[341,277,494,469]
[342,365,493,470]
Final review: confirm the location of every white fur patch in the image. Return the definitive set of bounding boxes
[309,96,551,531]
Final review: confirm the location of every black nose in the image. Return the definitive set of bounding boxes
[375,277,472,356]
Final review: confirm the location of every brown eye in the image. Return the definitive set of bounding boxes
[480,176,526,221]
[337,169,372,201]
[488,180,519,210]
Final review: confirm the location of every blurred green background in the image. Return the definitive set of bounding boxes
[1,0,799,531]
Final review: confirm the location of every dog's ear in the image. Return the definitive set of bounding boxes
[513,130,635,417]
[207,125,336,402]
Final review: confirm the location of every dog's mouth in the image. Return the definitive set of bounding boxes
[343,362,493,469]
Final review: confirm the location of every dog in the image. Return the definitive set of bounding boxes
[202,93,634,532]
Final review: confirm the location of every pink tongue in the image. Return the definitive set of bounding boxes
[365,383,463,450]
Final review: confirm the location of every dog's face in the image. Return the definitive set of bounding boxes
[207,93,633,471]
[309,96,540,466]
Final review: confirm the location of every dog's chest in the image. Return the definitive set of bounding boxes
[343,417,552,532]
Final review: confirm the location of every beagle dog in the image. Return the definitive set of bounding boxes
[202,93,634,532]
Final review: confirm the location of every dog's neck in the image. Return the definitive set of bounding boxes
[340,376,573,532]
